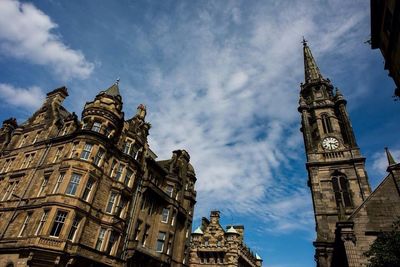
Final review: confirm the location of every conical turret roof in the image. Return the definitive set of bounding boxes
[104,81,121,97]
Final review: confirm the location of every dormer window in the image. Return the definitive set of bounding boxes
[91,122,102,132]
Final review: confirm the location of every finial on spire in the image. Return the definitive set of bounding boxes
[302,36,308,46]
[115,78,120,85]
[385,147,397,166]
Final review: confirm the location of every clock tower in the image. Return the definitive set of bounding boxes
[298,40,372,267]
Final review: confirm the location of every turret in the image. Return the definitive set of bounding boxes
[191,227,204,245]
[81,81,124,140]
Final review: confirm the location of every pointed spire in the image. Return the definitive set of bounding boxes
[385,147,397,166]
[303,38,324,84]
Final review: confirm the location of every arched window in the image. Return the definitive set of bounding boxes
[321,114,333,133]
[332,173,352,208]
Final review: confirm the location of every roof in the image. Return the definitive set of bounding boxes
[192,227,203,235]
[104,83,121,97]
[226,226,239,234]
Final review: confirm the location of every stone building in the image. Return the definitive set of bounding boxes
[188,211,262,267]
[298,40,400,267]
[370,0,400,98]
[0,83,197,267]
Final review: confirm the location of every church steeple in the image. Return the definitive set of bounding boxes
[303,38,324,84]
[298,40,371,267]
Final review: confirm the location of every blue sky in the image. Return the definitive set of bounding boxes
[0,0,399,266]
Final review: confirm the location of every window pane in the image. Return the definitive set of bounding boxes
[106,192,118,213]
[161,208,169,223]
[82,178,94,201]
[50,211,68,237]
[95,228,107,250]
[66,173,81,195]
[67,215,81,241]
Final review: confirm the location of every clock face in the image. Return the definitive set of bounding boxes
[322,137,339,150]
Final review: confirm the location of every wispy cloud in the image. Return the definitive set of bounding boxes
[111,0,370,233]
[0,83,45,109]
[0,0,94,80]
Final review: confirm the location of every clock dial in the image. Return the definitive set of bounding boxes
[322,137,339,150]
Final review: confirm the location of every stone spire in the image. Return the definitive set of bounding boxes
[303,38,324,84]
[385,147,397,166]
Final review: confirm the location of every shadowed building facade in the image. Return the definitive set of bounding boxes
[189,211,262,267]
[299,41,400,267]
[371,0,400,98]
[0,84,197,267]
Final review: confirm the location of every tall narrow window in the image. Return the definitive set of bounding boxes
[116,198,127,218]
[80,143,93,160]
[110,160,117,176]
[50,211,68,237]
[134,221,142,241]
[91,122,102,132]
[2,183,13,201]
[18,135,27,148]
[18,213,31,237]
[104,127,112,138]
[161,208,170,223]
[67,215,82,241]
[123,140,131,154]
[53,173,65,194]
[156,232,166,252]
[69,143,77,158]
[2,181,19,201]
[82,177,95,201]
[21,153,35,169]
[106,231,119,254]
[93,148,105,166]
[53,147,63,163]
[114,164,124,180]
[32,131,41,143]
[37,176,49,197]
[65,173,81,196]
[171,210,176,226]
[165,185,174,197]
[95,228,107,250]
[5,158,14,172]
[166,235,173,255]
[124,169,133,186]
[35,210,49,236]
[332,173,352,208]
[142,225,150,246]
[106,192,118,214]
[321,114,333,134]
[61,123,70,136]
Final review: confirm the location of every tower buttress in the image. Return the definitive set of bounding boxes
[298,40,371,267]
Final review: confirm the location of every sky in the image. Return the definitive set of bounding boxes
[0,0,399,266]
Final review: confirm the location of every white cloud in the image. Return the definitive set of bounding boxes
[0,0,94,80]
[0,83,45,109]
[113,0,372,234]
